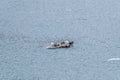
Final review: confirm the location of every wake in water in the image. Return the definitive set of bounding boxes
[107,58,120,61]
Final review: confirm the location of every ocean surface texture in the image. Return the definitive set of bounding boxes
[0,0,120,80]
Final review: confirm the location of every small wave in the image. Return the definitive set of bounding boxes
[107,58,120,61]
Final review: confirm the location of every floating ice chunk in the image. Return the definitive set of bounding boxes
[51,42,55,45]
[107,58,120,61]
[64,40,69,44]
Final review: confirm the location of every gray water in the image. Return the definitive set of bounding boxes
[0,0,120,80]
